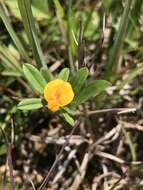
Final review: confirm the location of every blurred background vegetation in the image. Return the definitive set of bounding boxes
[1,0,143,189]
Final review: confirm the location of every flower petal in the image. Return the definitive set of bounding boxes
[44,79,74,112]
[48,100,60,112]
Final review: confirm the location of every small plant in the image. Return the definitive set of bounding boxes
[18,63,110,126]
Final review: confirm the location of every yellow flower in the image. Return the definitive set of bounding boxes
[44,79,74,112]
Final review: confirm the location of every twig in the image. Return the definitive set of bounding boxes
[27,178,36,190]
[52,149,77,184]
[0,127,15,190]
[109,169,128,190]
[7,143,15,190]
[37,120,80,190]
[75,108,136,116]
[30,135,87,146]
[95,124,121,145]
[102,164,109,190]
[69,153,89,190]
[119,120,143,131]
[96,151,142,165]
[92,172,120,190]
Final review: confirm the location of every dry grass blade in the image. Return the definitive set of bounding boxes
[76,108,136,116]
[30,135,87,146]
[96,151,142,165]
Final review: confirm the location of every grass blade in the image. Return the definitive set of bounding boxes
[0,6,30,61]
[0,45,23,75]
[105,0,132,80]
[17,0,46,68]
[53,0,67,43]
[67,0,76,74]
[121,122,136,161]
[77,21,84,68]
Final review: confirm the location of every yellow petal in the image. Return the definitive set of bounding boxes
[48,100,60,112]
[58,82,74,106]
[44,79,74,112]
[44,79,64,101]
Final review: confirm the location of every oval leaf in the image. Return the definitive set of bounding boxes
[74,80,110,105]
[23,63,47,94]
[62,113,75,127]
[58,68,70,81]
[40,67,53,82]
[70,67,88,94]
[18,98,43,110]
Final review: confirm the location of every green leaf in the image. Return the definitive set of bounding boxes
[62,113,75,126]
[63,107,76,116]
[53,0,64,18]
[71,67,88,94]
[0,144,7,156]
[105,0,132,80]
[40,67,53,82]
[53,0,67,45]
[23,63,46,94]
[30,0,49,19]
[18,98,43,110]
[17,0,46,68]
[58,68,70,81]
[74,80,110,105]
[127,0,142,37]
[0,6,29,61]
[5,0,21,19]
[67,1,77,74]
[5,0,50,19]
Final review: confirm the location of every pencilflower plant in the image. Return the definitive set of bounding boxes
[0,0,110,127]
[18,63,110,126]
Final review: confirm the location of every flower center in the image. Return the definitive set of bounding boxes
[55,91,61,101]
